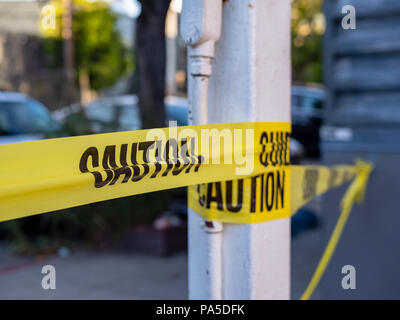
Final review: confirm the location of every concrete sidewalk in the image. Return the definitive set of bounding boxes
[0,247,188,300]
[0,225,321,300]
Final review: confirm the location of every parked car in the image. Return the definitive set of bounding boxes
[291,85,325,159]
[55,94,304,163]
[54,95,188,134]
[0,92,59,145]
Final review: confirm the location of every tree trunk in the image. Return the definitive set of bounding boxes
[136,0,170,129]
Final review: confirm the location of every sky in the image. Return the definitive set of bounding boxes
[0,0,142,18]
[110,0,141,18]
[1,0,183,18]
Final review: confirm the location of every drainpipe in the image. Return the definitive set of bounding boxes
[181,0,223,299]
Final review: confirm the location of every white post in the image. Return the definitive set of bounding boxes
[186,0,291,299]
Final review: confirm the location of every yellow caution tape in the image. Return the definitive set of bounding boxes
[188,167,290,224]
[0,121,374,302]
[0,122,290,222]
[189,164,358,223]
[0,121,372,227]
[301,160,373,300]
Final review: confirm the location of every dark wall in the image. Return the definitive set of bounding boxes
[321,0,400,299]
[324,0,400,126]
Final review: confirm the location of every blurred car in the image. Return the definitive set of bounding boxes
[291,85,325,159]
[54,95,188,134]
[0,92,59,145]
[55,94,304,163]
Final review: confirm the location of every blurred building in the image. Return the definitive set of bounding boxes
[324,0,400,125]
[0,1,72,110]
[321,0,400,299]
[0,1,141,109]
[0,1,40,90]
[0,1,40,36]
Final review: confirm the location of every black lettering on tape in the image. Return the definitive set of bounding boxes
[225,180,243,213]
[250,175,259,213]
[173,139,191,175]
[260,173,264,212]
[102,145,118,169]
[110,166,132,185]
[249,170,286,213]
[150,162,162,179]
[138,141,155,163]
[131,164,150,182]
[79,147,99,173]
[120,144,128,167]
[276,170,285,209]
[206,182,223,210]
[265,172,275,211]
[92,170,114,188]
[131,142,138,165]
[259,132,269,167]
[269,132,277,166]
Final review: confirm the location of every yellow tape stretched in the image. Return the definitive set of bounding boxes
[300,160,373,300]
[0,121,372,227]
[0,122,290,222]
[0,120,375,301]
[188,164,357,223]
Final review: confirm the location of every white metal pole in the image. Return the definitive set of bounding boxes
[185,0,291,299]
[181,0,224,300]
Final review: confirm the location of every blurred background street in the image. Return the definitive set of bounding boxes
[0,244,188,299]
[0,0,399,299]
[0,227,321,299]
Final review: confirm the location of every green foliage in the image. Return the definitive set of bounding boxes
[291,0,324,84]
[73,8,134,90]
[43,7,134,91]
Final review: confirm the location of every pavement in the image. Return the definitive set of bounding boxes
[291,228,322,300]
[0,246,188,300]
[0,193,324,300]
[0,223,323,300]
